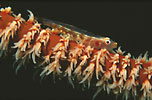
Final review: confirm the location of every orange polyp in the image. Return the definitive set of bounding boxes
[126,68,131,77]
[105,58,113,71]
[130,59,135,68]
[109,53,115,57]
[43,33,61,56]
[118,55,124,71]
[139,69,148,84]
[16,22,33,41]
[138,61,152,84]
[27,19,34,24]
[0,12,15,29]
[142,62,152,69]
[69,41,78,50]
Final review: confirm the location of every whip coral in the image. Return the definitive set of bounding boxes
[0,7,152,100]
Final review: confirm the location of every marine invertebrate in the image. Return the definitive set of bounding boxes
[0,7,152,100]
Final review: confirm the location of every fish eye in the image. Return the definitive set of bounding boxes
[104,39,111,45]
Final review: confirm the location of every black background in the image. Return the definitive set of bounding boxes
[0,1,152,100]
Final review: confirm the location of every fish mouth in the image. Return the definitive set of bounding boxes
[113,42,118,48]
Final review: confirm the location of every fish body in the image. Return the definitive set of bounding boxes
[40,18,117,51]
